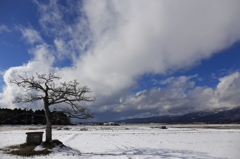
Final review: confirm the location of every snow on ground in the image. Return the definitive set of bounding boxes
[0,124,240,159]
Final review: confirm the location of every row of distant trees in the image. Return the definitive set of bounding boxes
[0,108,71,125]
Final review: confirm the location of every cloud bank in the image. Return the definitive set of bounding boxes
[1,0,240,121]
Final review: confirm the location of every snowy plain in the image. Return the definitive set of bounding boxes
[0,124,239,159]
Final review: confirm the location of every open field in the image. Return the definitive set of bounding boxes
[0,124,240,159]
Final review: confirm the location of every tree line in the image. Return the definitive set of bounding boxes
[0,108,71,125]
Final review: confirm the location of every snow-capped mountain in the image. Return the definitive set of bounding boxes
[117,106,240,124]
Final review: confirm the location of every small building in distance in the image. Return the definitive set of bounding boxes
[103,122,120,126]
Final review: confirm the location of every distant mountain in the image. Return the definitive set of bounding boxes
[116,106,240,124]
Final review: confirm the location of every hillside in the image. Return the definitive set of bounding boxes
[116,106,240,124]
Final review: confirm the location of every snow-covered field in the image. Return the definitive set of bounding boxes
[0,124,240,159]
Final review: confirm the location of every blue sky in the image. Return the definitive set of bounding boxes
[0,0,240,122]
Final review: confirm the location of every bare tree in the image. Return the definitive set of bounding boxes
[10,72,95,142]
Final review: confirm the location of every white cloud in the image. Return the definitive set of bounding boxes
[35,0,64,34]
[0,44,54,109]
[35,0,91,60]
[54,38,68,58]
[160,74,198,85]
[69,0,240,96]
[0,70,5,76]
[19,27,43,44]
[216,72,240,106]
[0,24,11,33]
[1,0,240,121]
[118,72,240,118]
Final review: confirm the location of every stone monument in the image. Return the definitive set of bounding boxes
[26,132,44,145]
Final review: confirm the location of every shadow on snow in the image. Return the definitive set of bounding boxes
[81,148,224,159]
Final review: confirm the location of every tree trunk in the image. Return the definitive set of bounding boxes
[45,120,52,142]
[44,98,52,142]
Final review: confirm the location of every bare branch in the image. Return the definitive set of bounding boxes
[48,81,95,105]
[9,72,95,120]
[13,94,43,103]
[58,107,94,119]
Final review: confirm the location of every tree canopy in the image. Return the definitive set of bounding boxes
[10,72,95,142]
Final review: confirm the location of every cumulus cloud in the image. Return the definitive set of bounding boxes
[117,72,240,119]
[1,0,240,121]
[216,72,240,106]
[69,0,240,96]
[0,44,54,109]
